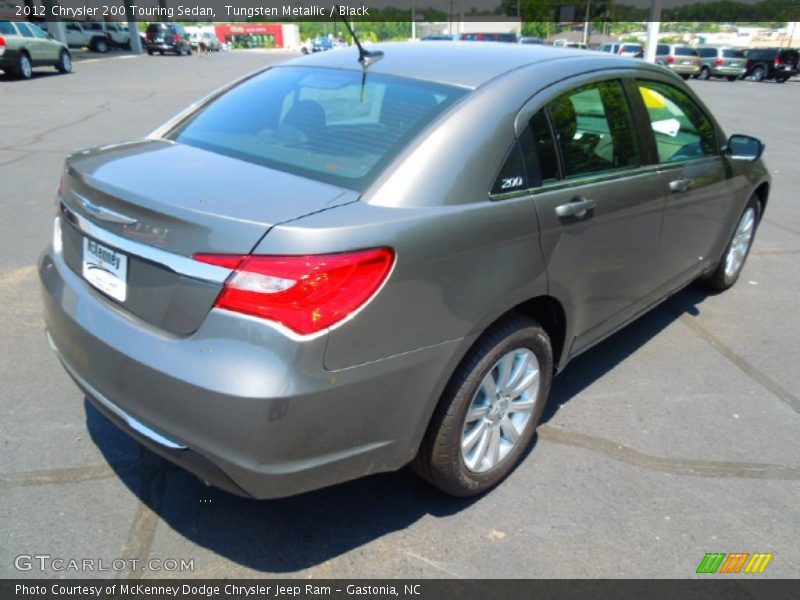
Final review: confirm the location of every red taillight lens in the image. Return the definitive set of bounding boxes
[667,55,675,64]
[715,57,724,66]
[774,57,782,66]
[195,248,395,335]
[173,34,180,43]
[0,35,5,47]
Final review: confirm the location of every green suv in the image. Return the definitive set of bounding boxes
[0,20,71,79]
[696,46,746,81]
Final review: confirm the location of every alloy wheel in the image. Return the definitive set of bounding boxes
[461,348,540,473]
[724,207,756,279]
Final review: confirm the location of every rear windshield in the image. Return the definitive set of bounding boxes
[722,49,745,58]
[147,24,167,33]
[675,47,698,57]
[621,44,641,51]
[170,66,467,191]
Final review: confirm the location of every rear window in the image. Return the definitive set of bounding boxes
[675,47,698,57]
[0,20,16,35]
[657,45,669,54]
[621,44,641,52]
[722,49,745,59]
[147,24,166,34]
[170,67,466,191]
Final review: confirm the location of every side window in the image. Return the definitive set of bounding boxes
[30,24,48,39]
[520,109,559,186]
[491,143,527,195]
[546,80,640,179]
[637,81,716,163]
[0,21,17,35]
[16,22,35,38]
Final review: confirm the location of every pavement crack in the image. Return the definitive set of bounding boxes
[400,550,463,577]
[762,218,800,237]
[672,310,800,414]
[117,468,166,580]
[537,425,800,480]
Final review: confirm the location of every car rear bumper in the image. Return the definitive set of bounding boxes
[669,64,701,75]
[710,66,746,77]
[40,240,465,499]
[146,43,180,52]
[0,49,21,69]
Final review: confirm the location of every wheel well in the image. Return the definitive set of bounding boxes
[512,296,567,369]
[754,181,769,214]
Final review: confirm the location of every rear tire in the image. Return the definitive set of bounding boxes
[56,50,72,74]
[775,75,789,83]
[699,196,761,291]
[15,52,33,79]
[92,37,109,53]
[727,76,738,81]
[698,66,711,80]
[680,74,691,80]
[412,314,553,497]
[751,65,766,81]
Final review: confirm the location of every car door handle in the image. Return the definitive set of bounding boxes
[555,197,596,219]
[669,178,694,193]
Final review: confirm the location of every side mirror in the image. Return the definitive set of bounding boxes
[725,134,764,161]
[47,32,54,40]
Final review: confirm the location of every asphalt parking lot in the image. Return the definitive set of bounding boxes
[1,50,798,579]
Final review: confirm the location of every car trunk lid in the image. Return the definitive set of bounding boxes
[58,139,358,335]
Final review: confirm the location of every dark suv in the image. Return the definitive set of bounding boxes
[145,23,191,56]
[745,47,798,82]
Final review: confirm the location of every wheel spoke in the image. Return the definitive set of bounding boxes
[495,353,515,390]
[504,352,529,393]
[479,372,497,401]
[466,403,489,422]
[509,368,539,397]
[462,419,487,453]
[466,427,491,470]
[500,416,520,444]
[487,426,501,467]
[509,397,536,413]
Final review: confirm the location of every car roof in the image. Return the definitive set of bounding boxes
[285,41,604,89]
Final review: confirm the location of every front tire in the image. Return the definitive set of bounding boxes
[698,66,711,80]
[92,38,109,53]
[56,50,72,74]
[700,196,761,291]
[413,314,553,497]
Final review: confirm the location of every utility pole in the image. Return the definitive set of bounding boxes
[644,0,662,63]
[583,0,591,45]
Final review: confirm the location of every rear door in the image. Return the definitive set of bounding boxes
[516,76,666,354]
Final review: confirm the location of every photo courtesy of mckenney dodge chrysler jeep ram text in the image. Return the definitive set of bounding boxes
[39,42,769,499]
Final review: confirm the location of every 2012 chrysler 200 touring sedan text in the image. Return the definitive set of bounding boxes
[40,43,769,498]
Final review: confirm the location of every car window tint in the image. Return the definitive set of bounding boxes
[521,109,559,186]
[171,67,466,191]
[638,81,716,163]
[30,23,48,39]
[722,49,745,59]
[657,45,669,54]
[547,80,640,179]
[16,22,35,38]
[491,143,527,194]
[675,47,698,57]
[0,21,16,35]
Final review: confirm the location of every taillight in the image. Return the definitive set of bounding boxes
[774,57,782,66]
[195,248,395,336]
[0,36,5,57]
[715,57,724,66]
[667,55,675,64]
[173,34,180,43]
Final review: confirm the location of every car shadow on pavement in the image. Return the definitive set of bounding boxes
[85,284,712,574]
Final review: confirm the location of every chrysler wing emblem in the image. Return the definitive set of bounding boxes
[73,192,138,226]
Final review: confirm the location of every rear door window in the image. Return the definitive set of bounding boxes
[637,81,717,163]
[0,21,16,35]
[545,80,640,178]
[675,47,698,57]
[16,22,35,38]
[722,49,745,59]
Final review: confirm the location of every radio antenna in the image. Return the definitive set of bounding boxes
[335,7,384,68]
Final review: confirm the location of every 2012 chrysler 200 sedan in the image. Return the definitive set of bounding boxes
[40,43,769,499]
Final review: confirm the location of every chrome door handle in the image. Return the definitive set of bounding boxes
[555,197,596,219]
[669,178,694,193]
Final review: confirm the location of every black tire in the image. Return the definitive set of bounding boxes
[727,76,738,81]
[412,314,553,497]
[56,50,72,74]
[698,66,711,80]
[699,196,761,291]
[751,65,766,81]
[159,50,164,55]
[92,37,109,53]
[147,49,154,56]
[15,51,33,79]
[775,75,789,83]
[680,74,691,80]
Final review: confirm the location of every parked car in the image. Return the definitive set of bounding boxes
[100,22,130,49]
[41,20,111,53]
[696,46,746,80]
[145,23,191,56]
[0,20,71,78]
[312,37,333,52]
[744,47,799,82]
[598,42,643,57]
[422,35,456,41]
[460,32,518,43]
[655,44,701,79]
[189,31,221,52]
[41,43,769,500]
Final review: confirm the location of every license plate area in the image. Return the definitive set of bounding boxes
[82,237,128,302]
